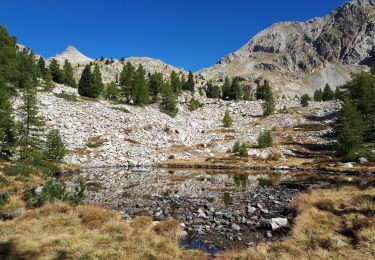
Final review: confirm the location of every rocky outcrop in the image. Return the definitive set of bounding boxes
[49,46,94,64]
[198,0,375,96]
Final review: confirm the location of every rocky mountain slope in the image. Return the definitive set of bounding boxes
[48,46,187,84]
[198,0,375,96]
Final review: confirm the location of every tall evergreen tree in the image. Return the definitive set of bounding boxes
[313,89,323,101]
[231,77,243,100]
[0,76,16,158]
[44,69,54,91]
[206,81,221,99]
[37,56,47,79]
[49,59,63,84]
[78,65,92,97]
[160,82,178,117]
[132,65,149,105]
[17,49,38,89]
[18,79,45,158]
[322,84,335,101]
[335,98,365,161]
[170,70,182,94]
[91,64,104,98]
[149,72,164,102]
[261,81,275,116]
[119,62,135,101]
[0,26,19,84]
[62,60,76,87]
[184,71,195,92]
[221,77,231,100]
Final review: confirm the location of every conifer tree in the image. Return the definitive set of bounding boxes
[44,70,54,91]
[0,76,16,158]
[221,77,231,100]
[91,64,104,98]
[322,84,335,101]
[189,96,202,111]
[0,26,19,84]
[132,65,149,105]
[313,89,323,101]
[44,129,67,161]
[49,59,63,83]
[37,56,47,79]
[335,98,365,161]
[160,82,178,117]
[185,71,195,92]
[149,72,164,102]
[104,82,120,101]
[206,81,221,99]
[18,79,45,158]
[261,81,275,116]
[78,65,92,97]
[301,94,310,107]
[119,62,134,101]
[62,60,76,87]
[17,49,38,89]
[170,70,182,94]
[231,77,243,100]
[223,109,233,127]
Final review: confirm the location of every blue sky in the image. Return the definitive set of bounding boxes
[1,0,348,71]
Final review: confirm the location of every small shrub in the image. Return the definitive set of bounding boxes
[279,106,289,114]
[258,178,273,186]
[0,193,10,207]
[258,131,273,148]
[163,125,171,134]
[86,136,106,148]
[287,134,293,142]
[238,144,248,157]
[232,140,241,153]
[267,151,281,161]
[223,109,233,128]
[189,96,202,111]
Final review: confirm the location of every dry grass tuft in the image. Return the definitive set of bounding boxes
[219,186,375,260]
[0,203,206,260]
[153,219,181,240]
[77,205,121,229]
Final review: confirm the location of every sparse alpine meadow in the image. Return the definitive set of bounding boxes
[1,1,375,259]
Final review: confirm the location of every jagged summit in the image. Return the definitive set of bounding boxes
[51,45,94,64]
[198,0,375,96]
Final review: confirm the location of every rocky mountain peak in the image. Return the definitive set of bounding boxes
[198,0,375,96]
[52,45,94,64]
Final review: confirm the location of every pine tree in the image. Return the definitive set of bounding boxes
[119,62,135,102]
[301,94,310,107]
[91,64,104,98]
[221,77,231,100]
[133,65,149,105]
[335,98,365,161]
[0,26,19,84]
[104,82,120,101]
[160,82,178,117]
[37,56,47,79]
[322,84,335,101]
[0,76,16,158]
[44,69,54,91]
[261,81,275,116]
[231,77,242,100]
[18,79,45,158]
[206,81,221,99]
[313,89,323,101]
[170,70,182,94]
[148,72,164,102]
[232,140,241,153]
[44,129,67,161]
[185,71,195,92]
[78,65,92,97]
[62,60,76,87]
[17,49,38,89]
[223,109,233,127]
[49,59,63,83]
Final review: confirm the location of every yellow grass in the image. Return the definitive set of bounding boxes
[0,203,206,259]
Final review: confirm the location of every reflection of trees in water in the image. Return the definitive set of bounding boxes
[233,174,248,188]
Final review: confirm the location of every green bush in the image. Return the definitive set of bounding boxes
[232,140,241,153]
[258,131,273,148]
[23,179,86,208]
[189,96,202,111]
[0,193,10,207]
[238,144,248,157]
[301,94,311,107]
